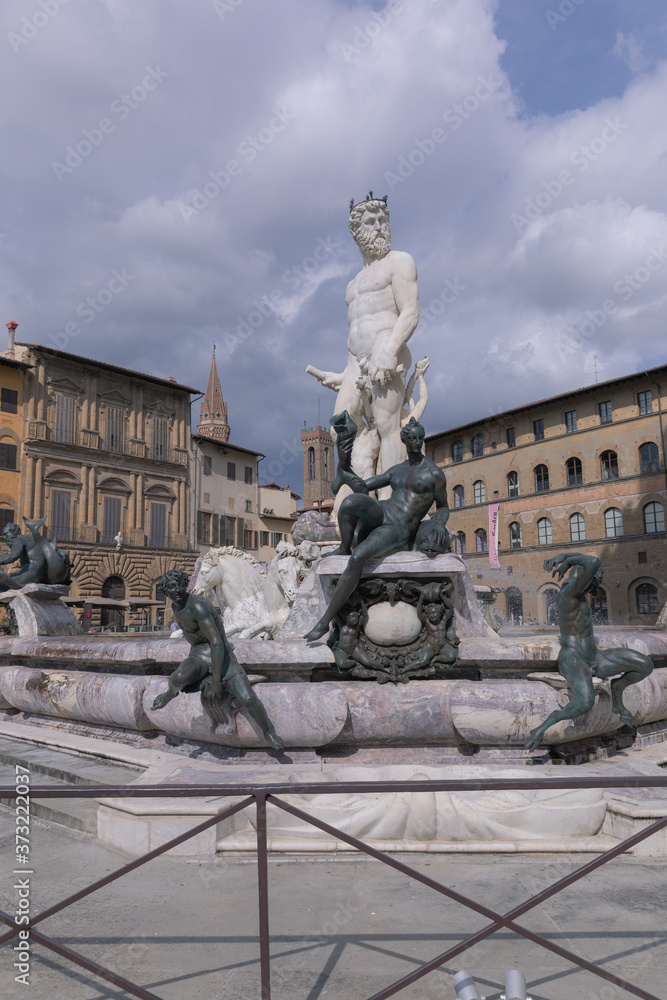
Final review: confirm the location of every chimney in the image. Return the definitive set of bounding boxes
[6,321,17,356]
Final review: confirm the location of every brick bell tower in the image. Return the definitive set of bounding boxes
[197,346,230,442]
[301,424,335,508]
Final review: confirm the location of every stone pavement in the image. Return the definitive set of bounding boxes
[1,810,666,1000]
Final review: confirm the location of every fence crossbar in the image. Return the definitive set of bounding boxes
[268,794,667,1000]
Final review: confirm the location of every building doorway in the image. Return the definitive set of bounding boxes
[506,587,523,624]
[101,575,126,630]
[545,587,559,626]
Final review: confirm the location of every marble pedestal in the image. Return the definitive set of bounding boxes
[0,583,82,637]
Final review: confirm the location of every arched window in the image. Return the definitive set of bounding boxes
[475,528,488,552]
[605,507,623,538]
[308,447,315,480]
[471,434,483,458]
[589,585,608,624]
[506,587,523,622]
[566,457,582,486]
[473,480,485,504]
[455,531,466,555]
[569,512,586,542]
[545,587,559,626]
[507,471,520,497]
[453,485,464,508]
[601,450,619,480]
[535,464,549,492]
[537,517,552,545]
[636,583,659,614]
[644,501,665,534]
[323,448,329,480]
[509,522,522,548]
[452,440,463,463]
[640,442,660,474]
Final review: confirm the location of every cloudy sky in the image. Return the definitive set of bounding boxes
[2,0,667,492]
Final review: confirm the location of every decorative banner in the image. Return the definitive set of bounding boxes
[488,502,500,569]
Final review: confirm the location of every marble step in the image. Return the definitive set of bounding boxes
[0,737,141,834]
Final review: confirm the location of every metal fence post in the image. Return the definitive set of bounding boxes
[255,793,271,999]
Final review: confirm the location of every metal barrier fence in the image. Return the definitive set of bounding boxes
[2,774,667,1000]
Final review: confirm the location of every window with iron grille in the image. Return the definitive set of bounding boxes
[638,390,652,415]
[245,466,253,485]
[473,480,485,504]
[509,522,522,548]
[152,418,168,461]
[227,462,236,481]
[569,512,586,542]
[599,401,612,424]
[506,427,515,448]
[471,434,483,457]
[1,388,18,413]
[605,507,623,538]
[0,442,17,470]
[455,531,466,554]
[51,490,71,541]
[534,464,549,492]
[566,457,582,486]
[636,582,659,614]
[475,528,487,552]
[451,440,463,463]
[565,410,577,433]
[537,517,552,545]
[106,406,125,454]
[639,442,660,474]
[507,471,520,497]
[102,496,121,545]
[245,499,252,513]
[55,394,75,444]
[601,450,619,480]
[453,485,464,508]
[533,419,544,441]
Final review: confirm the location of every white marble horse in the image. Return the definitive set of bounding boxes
[191,544,305,639]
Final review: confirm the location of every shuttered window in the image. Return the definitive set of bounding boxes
[0,508,15,532]
[51,490,71,541]
[223,516,236,546]
[150,503,166,548]
[102,496,121,544]
[106,407,125,453]
[152,418,168,461]
[55,394,75,444]
[0,443,17,470]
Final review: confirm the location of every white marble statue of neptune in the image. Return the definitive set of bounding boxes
[307,195,420,495]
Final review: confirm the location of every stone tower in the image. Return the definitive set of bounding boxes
[197,347,230,442]
[301,425,335,508]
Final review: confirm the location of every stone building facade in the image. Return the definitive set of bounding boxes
[425,364,667,626]
[301,425,335,508]
[0,324,31,533]
[10,340,198,610]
